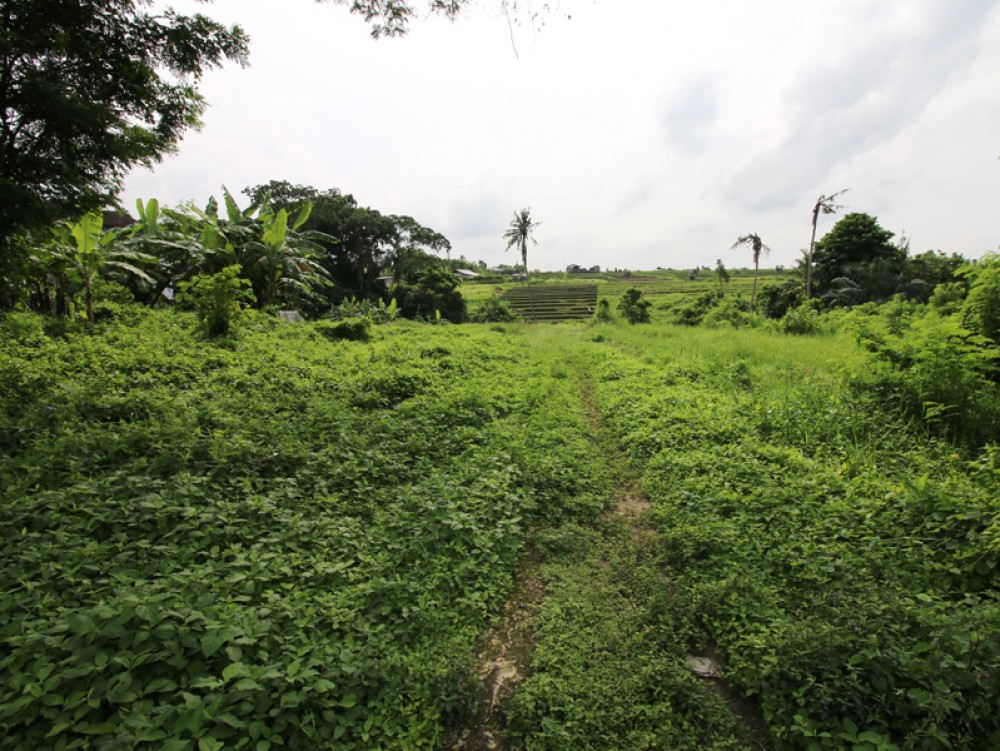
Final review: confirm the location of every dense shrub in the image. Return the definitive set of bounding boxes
[617,287,651,324]
[314,317,372,342]
[468,297,519,323]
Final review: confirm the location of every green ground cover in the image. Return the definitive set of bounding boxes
[0,311,606,749]
[1,309,996,750]
[576,323,999,750]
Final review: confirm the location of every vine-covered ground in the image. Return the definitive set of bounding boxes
[1,311,997,749]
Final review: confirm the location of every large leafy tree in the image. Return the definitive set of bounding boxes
[812,212,904,303]
[0,1,249,250]
[503,208,540,277]
[323,0,538,38]
[244,180,450,303]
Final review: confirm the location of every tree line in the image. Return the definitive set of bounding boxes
[9,181,469,324]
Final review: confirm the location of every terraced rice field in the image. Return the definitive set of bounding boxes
[501,285,598,322]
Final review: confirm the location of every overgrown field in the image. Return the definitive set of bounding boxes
[0,311,607,748]
[1,310,997,750]
[575,324,999,750]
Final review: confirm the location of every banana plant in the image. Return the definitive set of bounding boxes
[241,202,331,308]
[43,212,156,322]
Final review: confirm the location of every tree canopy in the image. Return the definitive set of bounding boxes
[243,180,452,306]
[812,212,903,303]
[0,0,249,248]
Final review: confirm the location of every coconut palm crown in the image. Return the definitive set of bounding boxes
[503,208,540,277]
[731,232,771,312]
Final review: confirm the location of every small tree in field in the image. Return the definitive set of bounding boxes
[731,232,770,312]
[179,264,255,337]
[715,259,730,295]
[618,288,651,324]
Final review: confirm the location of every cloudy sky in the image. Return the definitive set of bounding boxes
[123,0,1000,271]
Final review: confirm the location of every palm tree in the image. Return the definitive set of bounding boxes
[731,232,771,312]
[807,189,848,300]
[503,208,540,278]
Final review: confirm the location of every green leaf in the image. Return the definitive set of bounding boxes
[223,663,250,682]
[202,631,226,658]
[339,693,358,708]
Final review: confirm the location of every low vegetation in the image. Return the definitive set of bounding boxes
[1,248,998,748]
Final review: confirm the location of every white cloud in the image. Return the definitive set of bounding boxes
[124,0,1000,270]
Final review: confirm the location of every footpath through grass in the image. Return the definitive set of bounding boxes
[495,327,759,750]
[1,311,997,750]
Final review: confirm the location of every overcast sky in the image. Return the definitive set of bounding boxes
[123,0,1000,271]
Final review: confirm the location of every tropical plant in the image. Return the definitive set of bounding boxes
[503,208,540,279]
[731,233,770,312]
[240,202,331,309]
[807,189,849,299]
[38,212,155,323]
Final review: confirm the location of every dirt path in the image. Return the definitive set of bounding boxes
[577,367,772,749]
[444,556,543,751]
[447,345,770,750]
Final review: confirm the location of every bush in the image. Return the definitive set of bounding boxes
[592,298,614,323]
[468,297,519,323]
[314,318,371,342]
[617,288,651,324]
[178,265,255,337]
[780,302,822,335]
[961,254,1000,343]
[854,311,1000,446]
[701,297,757,329]
[393,268,467,323]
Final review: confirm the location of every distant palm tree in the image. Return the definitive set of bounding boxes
[731,232,771,312]
[807,189,848,299]
[503,208,540,278]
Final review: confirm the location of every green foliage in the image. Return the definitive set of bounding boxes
[853,308,1000,446]
[315,318,372,342]
[593,298,614,323]
[243,180,450,304]
[393,267,466,322]
[0,310,609,749]
[668,291,721,326]
[33,212,156,323]
[0,1,249,249]
[468,297,519,323]
[617,287,651,324]
[780,301,824,335]
[961,253,1000,343]
[179,265,255,337]
[701,296,757,329]
[576,325,1000,750]
[929,281,966,315]
[813,213,904,304]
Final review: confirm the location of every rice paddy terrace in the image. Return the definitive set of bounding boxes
[501,284,598,322]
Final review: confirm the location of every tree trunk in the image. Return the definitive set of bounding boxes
[807,206,819,300]
[751,256,759,312]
